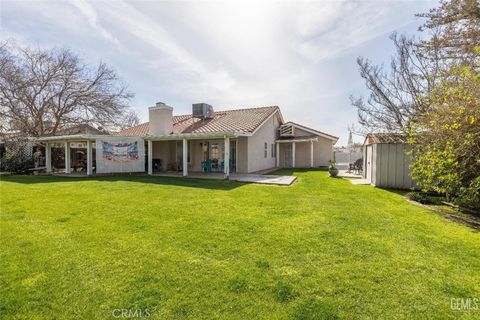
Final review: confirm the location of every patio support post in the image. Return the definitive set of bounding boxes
[45,143,52,173]
[310,140,314,168]
[147,140,153,175]
[224,137,230,178]
[64,141,71,174]
[87,140,93,175]
[276,142,279,167]
[182,138,188,177]
[292,142,296,168]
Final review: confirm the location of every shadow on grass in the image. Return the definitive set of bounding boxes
[0,173,245,191]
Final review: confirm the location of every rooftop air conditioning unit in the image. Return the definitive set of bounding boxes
[192,103,214,119]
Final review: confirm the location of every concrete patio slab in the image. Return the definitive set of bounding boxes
[338,170,363,178]
[230,174,297,185]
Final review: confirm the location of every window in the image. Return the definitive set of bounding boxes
[271,143,276,158]
[211,143,220,160]
[264,142,268,158]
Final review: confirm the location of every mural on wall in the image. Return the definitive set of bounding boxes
[102,141,139,162]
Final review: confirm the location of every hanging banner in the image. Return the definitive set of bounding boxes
[102,141,139,162]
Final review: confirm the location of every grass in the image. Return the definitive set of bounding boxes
[0,169,479,319]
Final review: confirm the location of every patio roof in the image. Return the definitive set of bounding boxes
[146,131,251,141]
[275,136,318,143]
[36,134,110,142]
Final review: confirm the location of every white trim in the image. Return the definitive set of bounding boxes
[87,140,93,175]
[276,137,318,143]
[38,134,108,142]
[45,143,52,173]
[224,137,230,177]
[310,140,314,168]
[147,131,249,141]
[64,142,71,174]
[148,140,153,175]
[276,142,279,167]
[292,142,296,168]
[182,138,188,177]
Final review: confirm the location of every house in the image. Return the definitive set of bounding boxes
[37,102,338,176]
[363,133,416,189]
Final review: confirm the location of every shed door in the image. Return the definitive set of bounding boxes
[366,145,373,182]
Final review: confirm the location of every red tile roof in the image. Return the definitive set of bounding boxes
[115,106,280,136]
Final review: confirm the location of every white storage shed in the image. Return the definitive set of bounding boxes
[363,133,416,189]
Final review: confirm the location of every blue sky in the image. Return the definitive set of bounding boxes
[1,0,436,145]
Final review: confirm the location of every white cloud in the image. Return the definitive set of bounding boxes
[294,1,404,61]
[70,0,120,45]
[1,0,431,145]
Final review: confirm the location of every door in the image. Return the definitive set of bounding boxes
[366,145,373,182]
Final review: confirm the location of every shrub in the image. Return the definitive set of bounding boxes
[0,150,34,174]
[455,177,480,210]
[407,192,445,205]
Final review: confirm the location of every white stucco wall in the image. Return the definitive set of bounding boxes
[151,141,175,171]
[293,128,333,167]
[236,137,249,173]
[96,137,145,173]
[246,114,279,173]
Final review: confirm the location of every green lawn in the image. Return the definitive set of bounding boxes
[1,170,479,319]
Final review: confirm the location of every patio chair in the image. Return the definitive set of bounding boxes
[201,160,210,173]
[201,159,213,173]
[353,158,363,174]
[348,163,355,173]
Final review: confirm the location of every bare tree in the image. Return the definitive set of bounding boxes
[351,0,479,134]
[117,111,140,131]
[0,41,136,137]
[350,33,442,133]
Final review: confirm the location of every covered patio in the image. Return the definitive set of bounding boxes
[276,137,318,168]
[37,135,102,175]
[146,132,248,178]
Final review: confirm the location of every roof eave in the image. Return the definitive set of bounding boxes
[146,131,252,141]
[36,134,111,142]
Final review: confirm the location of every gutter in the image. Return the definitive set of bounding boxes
[145,131,252,141]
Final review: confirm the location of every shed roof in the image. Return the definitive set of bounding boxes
[364,133,407,145]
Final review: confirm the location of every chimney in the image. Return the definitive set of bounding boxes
[148,102,173,135]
